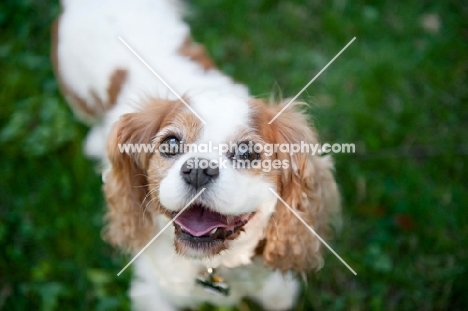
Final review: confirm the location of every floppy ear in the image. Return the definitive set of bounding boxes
[258,101,340,273]
[103,99,177,252]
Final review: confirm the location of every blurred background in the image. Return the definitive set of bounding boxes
[1,0,467,310]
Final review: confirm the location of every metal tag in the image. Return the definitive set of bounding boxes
[195,268,230,296]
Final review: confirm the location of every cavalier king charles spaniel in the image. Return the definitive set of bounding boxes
[53,0,340,310]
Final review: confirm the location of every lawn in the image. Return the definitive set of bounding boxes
[1,0,467,310]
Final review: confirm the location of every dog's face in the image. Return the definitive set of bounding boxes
[147,94,276,257]
[104,93,339,272]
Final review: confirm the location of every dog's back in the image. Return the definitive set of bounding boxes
[53,0,247,158]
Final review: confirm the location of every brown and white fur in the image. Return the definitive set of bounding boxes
[53,0,340,310]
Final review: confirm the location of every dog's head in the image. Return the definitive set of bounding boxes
[104,93,339,272]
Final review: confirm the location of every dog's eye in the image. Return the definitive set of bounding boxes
[236,141,259,161]
[160,136,181,156]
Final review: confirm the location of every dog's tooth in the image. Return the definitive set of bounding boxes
[210,228,218,235]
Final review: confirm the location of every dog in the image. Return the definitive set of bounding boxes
[52,0,340,310]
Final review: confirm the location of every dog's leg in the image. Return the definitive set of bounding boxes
[129,255,177,311]
[250,270,300,311]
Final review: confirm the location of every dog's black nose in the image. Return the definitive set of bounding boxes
[180,157,219,188]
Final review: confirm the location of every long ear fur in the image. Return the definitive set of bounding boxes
[259,101,340,273]
[103,99,177,252]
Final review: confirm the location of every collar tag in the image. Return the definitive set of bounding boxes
[195,268,230,296]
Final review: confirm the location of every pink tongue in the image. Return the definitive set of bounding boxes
[174,205,240,237]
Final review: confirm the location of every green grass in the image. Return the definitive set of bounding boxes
[1,0,467,310]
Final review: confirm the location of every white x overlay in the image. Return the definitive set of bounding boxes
[116,36,356,276]
[117,188,206,276]
[268,37,356,124]
[118,36,207,124]
[269,188,357,275]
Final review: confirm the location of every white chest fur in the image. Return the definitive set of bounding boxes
[129,215,299,311]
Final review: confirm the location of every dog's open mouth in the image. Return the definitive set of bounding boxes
[170,204,254,253]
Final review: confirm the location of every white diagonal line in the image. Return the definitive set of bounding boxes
[118,36,207,124]
[268,37,356,124]
[268,188,357,275]
[117,188,206,276]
